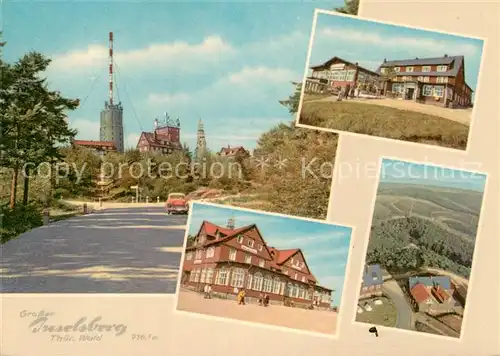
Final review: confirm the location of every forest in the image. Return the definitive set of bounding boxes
[366,216,474,278]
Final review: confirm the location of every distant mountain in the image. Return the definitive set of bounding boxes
[365,182,484,278]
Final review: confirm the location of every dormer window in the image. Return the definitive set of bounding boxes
[236,235,243,243]
[406,66,414,72]
[437,65,448,72]
[247,239,254,248]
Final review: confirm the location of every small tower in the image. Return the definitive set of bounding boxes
[196,118,207,159]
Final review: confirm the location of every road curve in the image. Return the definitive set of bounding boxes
[0,206,187,293]
[382,280,414,330]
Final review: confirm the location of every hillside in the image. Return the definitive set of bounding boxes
[366,182,484,278]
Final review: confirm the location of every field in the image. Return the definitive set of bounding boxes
[298,101,469,150]
[366,182,484,278]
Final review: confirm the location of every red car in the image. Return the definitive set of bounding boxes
[165,193,189,215]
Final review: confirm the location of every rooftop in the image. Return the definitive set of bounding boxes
[362,264,383,287]
[409,276,452,290]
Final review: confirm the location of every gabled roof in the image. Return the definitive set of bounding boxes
[310,56,380,77]
[268,247,317,284]
[219,146,247,155]
[410,283,432,304]
[409,276,452,290]
[432,285,451,303]
[377,55,467,82]
[137,132,181,149]
[73,140,116,149]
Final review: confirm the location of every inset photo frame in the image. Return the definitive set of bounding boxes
[354,157,488,340]
[173,201,355,337]
[296,9,487,152]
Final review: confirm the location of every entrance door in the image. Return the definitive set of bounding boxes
[406,88,415,100]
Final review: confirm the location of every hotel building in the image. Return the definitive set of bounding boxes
[377,55,473,108]
[304,56,380,94]
[181,219,333,310]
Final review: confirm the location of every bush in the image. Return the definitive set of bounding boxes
[1,203,43,243]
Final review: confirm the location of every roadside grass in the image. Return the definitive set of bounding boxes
[299,101,469,150]
[356,297,398,327]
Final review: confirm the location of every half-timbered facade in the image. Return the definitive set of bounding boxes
[137,117,182,155]
[181,219,333,309]
[377,55,473,108]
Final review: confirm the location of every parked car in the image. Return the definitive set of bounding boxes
[165,193,189,215]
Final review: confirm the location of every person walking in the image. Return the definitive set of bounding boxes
[237,289,246,305]
[207,284,212,299]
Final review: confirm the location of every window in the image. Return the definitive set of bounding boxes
[417,76,424,82]
[189,271,195,282]
[332,70,346,81]
[300,262,305,268]
[294,273,298,280]
[406,67,414,72]
[433,86,444,97]
[229,248,236,261]
[423,85,433,96]
[216,268,229,285]
[393,67,401,72]
[247,239,254,248]
[380,68,387,74]
[437,65,448,72]
[195,250,202,259]
[305,290,312,300]
[194,269,201,283]
[230,268,245,288]
[236,235,243,243]
[422,66,431,72]
[283,269,288,275]
[247,274,253,289]
[423,76,430,82]
[245,255,252,264]
[263,275,273,293]
[272,278,281,294]
[437,77,448,83]
[258,244,263,251]
[206,268,214,284]
[292,284,299,298]
[372,271,378,281]
[206,247,215,258]
[280,282,286,295]
[345,70,356,81]
[299,287,306,299]
[302,276,306,283]
[200,269,207,283]
[259,259,265,268]
[186,252,193,260]
[252,273,264,291]
[199,235,205,244]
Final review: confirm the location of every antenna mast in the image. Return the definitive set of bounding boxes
[108,32,114,105]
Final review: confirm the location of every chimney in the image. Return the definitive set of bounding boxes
[444,54,448,57]
[154,118,159,129]
[355,62,358,66]
[227,217,235,229]
[383,58,387,63]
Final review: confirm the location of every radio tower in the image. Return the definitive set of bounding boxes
[99,31,124,153]
[108,32,114,105]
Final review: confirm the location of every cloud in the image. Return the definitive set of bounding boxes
[317,27,480,57]
[71,119,100,140]
[126,133,140,149]
[48,35,235,75]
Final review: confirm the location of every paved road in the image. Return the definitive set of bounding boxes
[0,207,187,293]
[382,280,414,330]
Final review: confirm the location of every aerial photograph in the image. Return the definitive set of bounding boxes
[176,202,353,336]
[297,10,485,151]
[356,158,487,339]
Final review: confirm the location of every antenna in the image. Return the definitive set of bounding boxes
[108,32,114,105]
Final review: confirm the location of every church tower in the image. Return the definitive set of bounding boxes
[196,118,207,159]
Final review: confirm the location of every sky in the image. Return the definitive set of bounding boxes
[308,12,484,96]
[3,1,344,152]
[188,203,353,307]
[380,158,487,193]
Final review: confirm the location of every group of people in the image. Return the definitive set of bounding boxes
[235,289,270,307]
[337,84,360,101]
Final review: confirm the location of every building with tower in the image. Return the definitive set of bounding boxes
[195,118,207,159]
[136,112,182,155]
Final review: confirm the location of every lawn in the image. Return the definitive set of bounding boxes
[299,101,469,150]
[302,93,333,102]
[356,297,398,327]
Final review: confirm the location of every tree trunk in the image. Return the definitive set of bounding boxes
[9,166,19,209]
[22,166,30,206]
